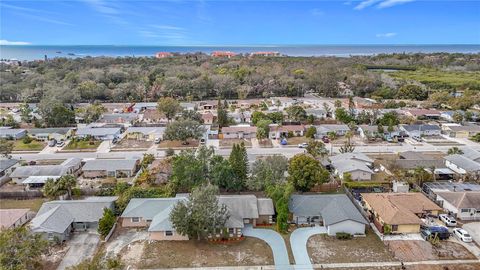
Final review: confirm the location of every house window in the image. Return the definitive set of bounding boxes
[131,217,140,223]
[228,228,235,234]
[165,231,173,236]
[461,209,470,213]
[391,225,398,231]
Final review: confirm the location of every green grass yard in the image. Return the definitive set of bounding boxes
[13,140,45,151]
[64,140,101,150]
[387,68,480,89]
[0,199,47,212]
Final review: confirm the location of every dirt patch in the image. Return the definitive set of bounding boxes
[158,139,200,149]
[387,240,476,262]
[308,229,396,264]
[258,139,273,148]
[112,138,152,149]
[220,138,252,148]
[0,198,47,211]
[40,244,69,270]
[125,237,273,268]
[318,264,480,270]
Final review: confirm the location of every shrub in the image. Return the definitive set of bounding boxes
[22,136,32,144]
[166,148,175,156]
[336,232,353,240]
[98,208,116,238]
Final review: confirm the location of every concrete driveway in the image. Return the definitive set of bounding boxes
[290,226,327,270]
[242,225,291,270]
[463,222,480,244]
[57,232,100,270]
[104,229,148,257]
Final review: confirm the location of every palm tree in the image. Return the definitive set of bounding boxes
[43,175,77,200]
[327,131,337,154]
[447,147,463,155]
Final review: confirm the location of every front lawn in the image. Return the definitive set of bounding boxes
[64,140,101,150]
[307,228,396,264]
[258,139,273,148]
[112,138,152,149]
[122,238,273,268]
[0,199,47,212]
[220,138,252,148]
[13,140,45,151]
[283,136,310,145]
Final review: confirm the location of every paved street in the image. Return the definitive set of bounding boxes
[289,226,327,270]
[242,225,291,270]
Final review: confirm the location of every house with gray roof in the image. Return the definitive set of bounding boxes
[26,127,72,141]
[0,127,26,140]
[314,124,350,138]
[9,158,82,185]
[444,154,480,175]
[289,194,368,236]
[125,127,166,141]
[30,197,117,242]
[0,158,19,184]
[98,113,139,127]
[82,158,139,178]
[461,148,480,163]
[330,153,374,181]
[76,127,121,141]
[400,124,441,137]
[121,195,274,241]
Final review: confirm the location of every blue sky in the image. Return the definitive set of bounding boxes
[1,0,479,45]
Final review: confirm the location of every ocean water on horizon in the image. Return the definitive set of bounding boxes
[1,44,479,61]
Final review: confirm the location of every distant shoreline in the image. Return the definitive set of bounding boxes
[1,44,479,61]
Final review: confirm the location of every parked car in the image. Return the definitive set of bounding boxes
[154,137,161,144]
[412,136,422,142]
[439,214,457,227]
[298,142,308,148]
[56,140,65,147]
[453,228,472,243]
[321,136,330,143]
[48,139,57,147]
[280,138,288,145]
[420,225,450,240]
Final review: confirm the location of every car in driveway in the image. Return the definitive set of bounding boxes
[420,225,450,240]
[453,228,473,243]
[48,139,57,147]
[439,214,457,227]
[298,142,308,148]
[56,140,65,147]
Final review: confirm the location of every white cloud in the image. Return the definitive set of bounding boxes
[0,40,31,45]
[310,8,325,16]
[376,32,397,38]
[355,0,415,10]
[150,25,185,31]
[378,0,415,8]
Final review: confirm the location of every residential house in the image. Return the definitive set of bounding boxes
[314,124,350,138]
[121,195,274,241]
[0,158,18,184]
[441,111,479,122]
[0,209,35,230]
[133,102,157,112]
[9,158,82,185]
[306,108,327,119]
[221,125,257,139]
[199,101,217,111]
[444,154,480,175]
[442,124,480,138]
[269,125,305,139]
[404,109,442,120]
[125,127,166,141]
[0,127,26,140]
[289,194,368,236]
[155,52,173,58]
[26,128,72,141]
[330,153,374,181]
[180,102,196,111]
[30,197,117,241]
[98,113,138,127]
[75,127,121,141]
[462,148,480,163]
[270,97,297,110]
[82,158,139,178]
[393,151,445,170]
[141,109,169,125]
[361,193,442,234]
[211,51,237,58]
[358,125,402,140]
[400,124,441,137]
[201,112,215,125]
[435,192,480,221]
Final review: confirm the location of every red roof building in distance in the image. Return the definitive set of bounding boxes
[250,51,280,57]
[211,51,237,58]
[155,52,173,58]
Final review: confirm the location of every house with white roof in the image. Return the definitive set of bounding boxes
[330,153,374,181]
[125,127,166,141]
[314,124,350,138]
[82,158,139,178]
[9,158,82,186]
[444,154,480,176]
[0,127,26,140]
[75,127,121,141]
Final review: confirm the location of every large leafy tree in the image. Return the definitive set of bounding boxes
[157,97,181,122]
[43,103,75,127]
[170,184,229,240]
[256,119,272,140]
[285,105,306,121]
[164,119,204,144]
[247,155,288,191]
[334,107,354,124]
[210,157,240,191]
[288,154,330,191]
[0,139,14,157]
[229,143,248,186]
[0,227,48,270]
[170,149,207,192]
[98,208,116,238]
[216,99,229,128]
[306,139,328,158]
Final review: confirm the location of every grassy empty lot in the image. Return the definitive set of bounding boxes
[387,240,476,262]
[284,136,310,145]
[388,68,480,89]
[13,140,45,151]
[258,139,273,148]
[308,229,396,264]
[112,138,152,149]
[219,138,252,148]
[123,238,273,268]
[0,199,46,212]
[64,140,101,150]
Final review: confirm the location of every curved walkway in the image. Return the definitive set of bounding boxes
[290,226,327,270]
[242,225,292,270]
